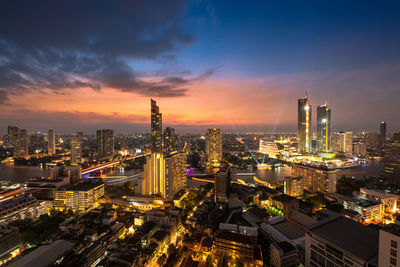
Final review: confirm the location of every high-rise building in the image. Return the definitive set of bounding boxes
[353,142,367,157]
[292,164,336,193]
[14,129,28,158]
[6,126,19,148]
[364,132,380,151]
[141,152,187,200]
[70,136,82,164]
[48,129,55,155]
[151,99,163,152]
[297,94,312,153]
[206,128,222,166]
[215,167,232,202]
[337,131,353,154]
[120,138,127,151]
[284,176,304,197]
[96,129,114,157]
[380,121,387,149]
[163,127,175,151]
[316,103,331,152]
[383,140,400,179]
[29,132,46,154]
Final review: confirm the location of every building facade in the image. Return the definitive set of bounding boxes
[163,127,175,151]
[292,164,336,194]
[0,195,46,225]
[284,176,304,197]
[215,167,232,202]
[70,136,82,164]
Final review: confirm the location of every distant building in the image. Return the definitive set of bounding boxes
[47,129,55,155]
[337,131,353,155]
[364,132,380,151]
[14,129,28,158]
[359,188,398,213]
[316,102,331,152]
[215,167,232,202]
[96,129,114,157]
[206,128,222,166]
[297,94,312,154]
[259,139,279,158]
[0,194,46,225]
[353,142,367,157]
[292,164,336,194]
[151,99,163,152]
[380,121,387,149]
[63,165,82,184]
[305,215,379,267]
[54,181,104,212]
[6,126,19,149]
[163,127,175,151]
[383,141,400,179]
[284,177,304,197]
[70,136,82,164]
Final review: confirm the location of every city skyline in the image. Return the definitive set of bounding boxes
[0,1,400,133]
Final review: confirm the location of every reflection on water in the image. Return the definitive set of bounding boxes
[0,163,49,183]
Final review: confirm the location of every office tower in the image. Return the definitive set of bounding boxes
[151,99,163,152]
[48,129,55,155]
[284,177,304,197]
[70,136,82,164]
[49,165,64,180]
[297,94,312,153]
[316,103,331,152]
[165,152,187,200]
[6,126,19,148]
[215,167,232,202]
[141,152,166,197]
[96,129,114,157]
[141,152,187,200]
[380,121,387,149]
[163,127,175,151]
[338,131,353,154]
[364,132,380,151]
[14,129,28,158]
[206,128,222,166]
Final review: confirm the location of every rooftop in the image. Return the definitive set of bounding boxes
[67,181,104,191]
[215,230,256,245]
[307,215,379,262]
[272,241,296,254]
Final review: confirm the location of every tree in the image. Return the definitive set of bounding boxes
[122,181,135,195]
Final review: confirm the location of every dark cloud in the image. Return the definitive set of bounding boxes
[0,0,212,102]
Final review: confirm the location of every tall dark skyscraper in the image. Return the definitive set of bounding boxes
[297,94,312,153]
[7,126,19,148]
[163,127,175,151]
[48,129,55,155]
[151,99,163,152]
[317,102,331,152]
[96,129,114,157]
[215,167,232,202]
[380,121,387,148]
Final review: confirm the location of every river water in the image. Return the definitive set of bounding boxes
[0,158,384,186]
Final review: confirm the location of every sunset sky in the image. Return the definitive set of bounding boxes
[1,0,400,134]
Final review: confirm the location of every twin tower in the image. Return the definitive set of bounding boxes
[298,93,331,154]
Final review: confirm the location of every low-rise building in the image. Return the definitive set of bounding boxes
[305,215,379,267]
[270,241,298,267]
[359,188,398,213]
[0,226,21,264]
[0,194,46,225]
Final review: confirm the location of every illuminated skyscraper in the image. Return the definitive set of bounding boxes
[316,103,331,152]
[48,129,55,155]
[338,131,353,155]
[206,128,222,166]
[297,94,312,153]
[6,126,19,148]
[14,129,28,158]
[380,121,387,149]
[96,129,114,157]
[163,127,175,151]
[70,136,82,164]
[141,152,187,200]
[151,99,163,152]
